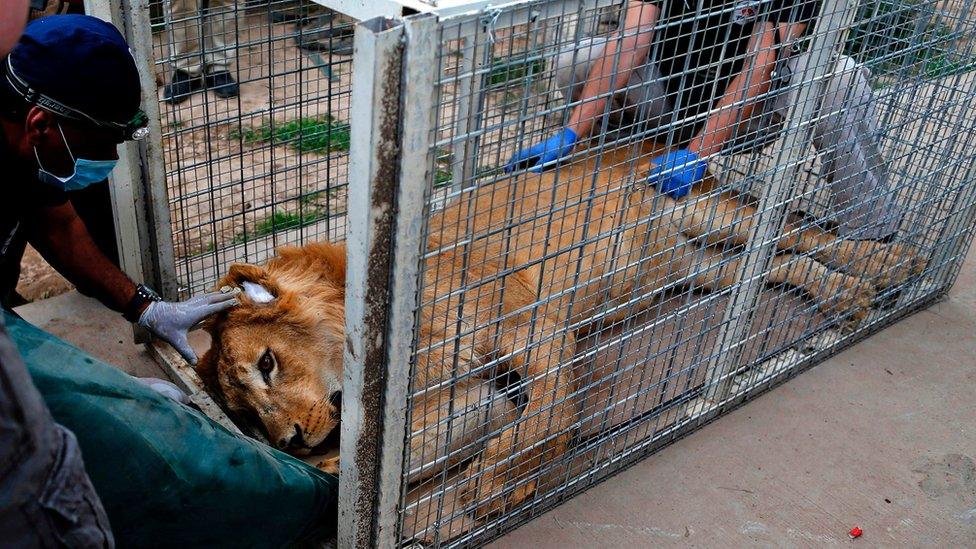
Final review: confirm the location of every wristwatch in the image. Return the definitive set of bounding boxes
[123,284,162,323]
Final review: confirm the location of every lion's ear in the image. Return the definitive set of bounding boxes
[315,242,347,286]
[219,263,283,304]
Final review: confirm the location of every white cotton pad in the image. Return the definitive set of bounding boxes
[242,281,276,304]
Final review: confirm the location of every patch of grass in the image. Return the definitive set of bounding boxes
[475,165,503,179]
[238,115,351,154]
[231,209,329,245]
[921,50,976,79]
[434,169,453,188]
[299,190,327,206]
[843,1,974,80]
[488,56,545,88]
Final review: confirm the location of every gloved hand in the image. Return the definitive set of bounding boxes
[138,291,239,365]
[505,128,578,173]
[646,149,708,200]
[133,376,191,405]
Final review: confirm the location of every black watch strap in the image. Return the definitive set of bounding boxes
[123,284,162,323]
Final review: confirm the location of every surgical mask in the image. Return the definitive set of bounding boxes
[35,124,118,191]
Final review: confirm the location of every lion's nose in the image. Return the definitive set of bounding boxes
[278,423,305,450]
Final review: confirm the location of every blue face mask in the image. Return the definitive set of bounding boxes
[35,124,118,191]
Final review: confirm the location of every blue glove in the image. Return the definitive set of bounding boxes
[505,128,578,173]
[646,149,708,199]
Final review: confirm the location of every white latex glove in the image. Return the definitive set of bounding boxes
[138,290,239,364]
[134,376,191,405]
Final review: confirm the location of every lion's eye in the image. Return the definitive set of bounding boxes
[257,349,276,382]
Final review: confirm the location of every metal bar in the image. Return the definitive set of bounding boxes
[450,24,486,193]
[339,16,407,548]
[927,152,976,290]
[386,12,440,543]
[701,0,863,401]
[128,0,179,301]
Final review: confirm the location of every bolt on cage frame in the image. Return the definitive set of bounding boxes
[94,0,976,546]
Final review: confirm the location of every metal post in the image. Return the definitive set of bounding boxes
[701,0,862,401]
[450,20,487,193]
[84,0,177,331]
[340,13,435,547]
[124,0,180,302]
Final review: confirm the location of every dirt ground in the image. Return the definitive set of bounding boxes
[16,246,72,303]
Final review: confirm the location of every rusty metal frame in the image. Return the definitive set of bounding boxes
[340,13,438,547]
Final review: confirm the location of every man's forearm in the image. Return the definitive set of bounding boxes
[567,2,658,138]
[29,205,136,312]
[688,25,779,158]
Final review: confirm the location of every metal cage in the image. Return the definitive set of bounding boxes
[99,0,976,546]
[341,0,976,547]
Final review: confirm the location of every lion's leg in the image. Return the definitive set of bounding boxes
[690,245,875,323]
[406,377,518,484]
[461,313,577,517]
[675,190,924,287]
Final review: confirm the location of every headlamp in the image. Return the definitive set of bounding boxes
[3,56,150,142]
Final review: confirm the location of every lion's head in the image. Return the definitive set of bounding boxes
[197,242,347,454]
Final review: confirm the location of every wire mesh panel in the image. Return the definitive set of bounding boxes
[150,0,356,298]
[386,0,976,545]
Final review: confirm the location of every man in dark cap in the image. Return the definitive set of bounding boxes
[0,14,238,365]
[0,8,115,547]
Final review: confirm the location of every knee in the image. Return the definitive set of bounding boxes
[829,55,873,95]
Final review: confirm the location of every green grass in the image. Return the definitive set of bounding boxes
[434,169,453,188]
[238,115,351,154]
[231,209,329,245]
[488,56,545,88]
[843,1,975,81]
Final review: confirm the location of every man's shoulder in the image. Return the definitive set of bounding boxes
[0,155,69,211]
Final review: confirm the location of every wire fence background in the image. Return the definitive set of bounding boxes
[120,0,976,546]
[149,0,354,298]
[390,0,976,546]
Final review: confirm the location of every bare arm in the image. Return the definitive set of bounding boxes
[26,202,137,312]
[687,22,780,158]
[567,1,660,139]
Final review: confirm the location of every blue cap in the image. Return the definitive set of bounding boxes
[7,15,141,126]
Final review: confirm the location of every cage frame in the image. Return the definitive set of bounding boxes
[338,1,976,547]
[85,0,976,546]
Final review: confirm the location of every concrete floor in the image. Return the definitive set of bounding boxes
[492,251,976,548]
[14,252,975,548]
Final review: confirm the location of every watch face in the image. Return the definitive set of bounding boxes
[141,285,162,301]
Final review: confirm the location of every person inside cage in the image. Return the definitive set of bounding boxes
[162,0,240,103]
[506,0,904,243]
[0,15,238,371]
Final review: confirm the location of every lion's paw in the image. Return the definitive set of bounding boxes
[874,243,928,288]
[459,455,536,520]
[818,273,876,326]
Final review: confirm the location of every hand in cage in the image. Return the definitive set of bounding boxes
[504,128,578,173]
[645,149,708,200]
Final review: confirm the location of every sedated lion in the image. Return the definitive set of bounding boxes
[197,141,924,516]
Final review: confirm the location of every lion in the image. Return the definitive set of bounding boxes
[197,141,924,517]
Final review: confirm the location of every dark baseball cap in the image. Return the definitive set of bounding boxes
[4,14,147,140]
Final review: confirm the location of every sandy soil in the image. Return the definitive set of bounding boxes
[16,246,73,303]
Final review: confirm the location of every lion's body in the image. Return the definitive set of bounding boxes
[200,142,923,515]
